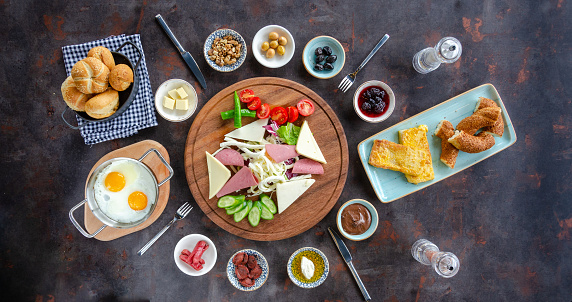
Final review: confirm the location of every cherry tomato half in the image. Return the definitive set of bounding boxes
[256,103,270,119]
[297,99,315,116]
[287,106,299,123]
[239,89,255,103]
[270,106,288,125]
[247,97,261,110]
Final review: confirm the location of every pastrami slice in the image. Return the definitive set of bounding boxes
[215,149,245,166]
[292,158,324,174]
[216,167,259,198]
[265,144,299,163]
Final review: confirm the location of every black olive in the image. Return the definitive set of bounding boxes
[315,47,323,56]
[324,63,334,70]
[326,55,337,63]
[323,46,332,56]
[316,55,325,62]
[314,63,324,71]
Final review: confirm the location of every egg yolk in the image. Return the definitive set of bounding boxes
[128,191,148,211]
[105,172,126,192]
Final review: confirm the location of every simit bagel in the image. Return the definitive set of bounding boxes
[456,107,501,135]
[448,130,495,153]
[475,97,504,137]
[434,120,459,168]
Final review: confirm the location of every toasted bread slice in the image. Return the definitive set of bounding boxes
[398,125,434,184]
[368,139,427,176]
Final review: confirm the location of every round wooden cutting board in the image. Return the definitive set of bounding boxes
[185,77,348,241]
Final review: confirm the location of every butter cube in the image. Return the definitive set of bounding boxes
[163,96,175,110]
[167,89,179,100]
[176,98,189,111]
[176,87,188,99]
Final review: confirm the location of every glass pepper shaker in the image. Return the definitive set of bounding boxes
[412,37,462,74]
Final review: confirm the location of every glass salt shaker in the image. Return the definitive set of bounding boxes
[412,37,462,74]
[411,239,460,278]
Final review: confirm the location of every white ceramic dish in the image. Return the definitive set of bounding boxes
[252,25,295,68]
[203,29,247,72]
[227,249,269,291]
[353,80,395,123]
[336,199,379,241]
[173,234,217,276]
[155,79,198,122]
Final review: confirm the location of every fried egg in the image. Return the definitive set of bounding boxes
[93,160,157,223]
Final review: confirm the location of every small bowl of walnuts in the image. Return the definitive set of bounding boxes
[204,29,247,72]
[252,25,295,68]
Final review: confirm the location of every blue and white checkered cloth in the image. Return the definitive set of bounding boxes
[62,34,157,145]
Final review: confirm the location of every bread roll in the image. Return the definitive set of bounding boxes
[71,57,110,94]
[87,46,115,70]
[85,88,119,119]
[109,64,133,91]
[61,76,92,112]
[448,130,495,153]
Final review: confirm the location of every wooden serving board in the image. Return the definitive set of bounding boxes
[185,77,349,241]
[84,140,171,241]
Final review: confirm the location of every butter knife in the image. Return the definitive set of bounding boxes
[155,14,207,90]
[328,227,371,302]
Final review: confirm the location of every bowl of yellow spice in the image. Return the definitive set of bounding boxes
[287,247,329,288]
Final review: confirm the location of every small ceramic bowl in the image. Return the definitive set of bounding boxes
[287,247,329,288]
[203,29,247,72]
[336,199,379,241]
[155,79,198,122]
[252,25,295,68]
[303,36,345,79]
[227,249,269,291]
[353,80,395,123]
[173,234,217,276]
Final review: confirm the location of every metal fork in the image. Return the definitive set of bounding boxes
[137,202,193,256]
[338,34,390,93]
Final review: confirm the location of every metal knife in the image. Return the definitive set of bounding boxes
[328,227,371,302]
[155,14,207,90]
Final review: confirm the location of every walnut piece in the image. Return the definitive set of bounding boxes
[208,34,242,67]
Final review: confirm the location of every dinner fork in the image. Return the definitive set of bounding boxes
[338,34,390,93]
[137,202,193,256]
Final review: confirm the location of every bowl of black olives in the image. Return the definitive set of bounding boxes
[303,36,345,79]
[353,80,395,123]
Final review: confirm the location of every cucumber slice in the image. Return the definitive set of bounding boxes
[226,201,246,215]
[217,195,244,208]
[260,194,277,214]
[234,201,253,223]
[260,202,274,220]
[248,201,262,227]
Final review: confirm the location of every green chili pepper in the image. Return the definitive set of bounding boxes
[234,91,241,128]
[220,109,256,120]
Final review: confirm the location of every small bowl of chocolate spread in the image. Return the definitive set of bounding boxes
[336,199,378,241]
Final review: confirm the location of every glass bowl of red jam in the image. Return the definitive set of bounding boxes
[353,80,395,123]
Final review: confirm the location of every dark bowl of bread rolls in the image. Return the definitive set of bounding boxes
[61,42,142,129]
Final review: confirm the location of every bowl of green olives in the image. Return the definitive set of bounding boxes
[253,25,295,68]
[303,36,345,79]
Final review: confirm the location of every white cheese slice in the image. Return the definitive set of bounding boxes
[276,179,315,214]
[176,98,189,111]
[225,118,269,142]
[206,151,231,199]
[163,96,175,110]
[168,89,179,100]
[176,87,188,99]
[296,121,327,164]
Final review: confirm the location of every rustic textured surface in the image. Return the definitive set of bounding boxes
[1,1,570,301]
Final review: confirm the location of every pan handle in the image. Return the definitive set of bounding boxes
[69,199,106,238]
[116,41,143,72]
[138,148,174,187]
[61,107,86,130]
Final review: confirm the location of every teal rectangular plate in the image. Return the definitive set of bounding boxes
[357,83,517,203]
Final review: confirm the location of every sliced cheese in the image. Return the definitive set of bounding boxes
[296,121,327,164]
[225,118,269,142]
[163,96,175,110]
[276,179,315,214]
[176,98,189,111]
[206,151,231,199]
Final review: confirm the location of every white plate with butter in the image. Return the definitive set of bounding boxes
[155,79,198,122]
